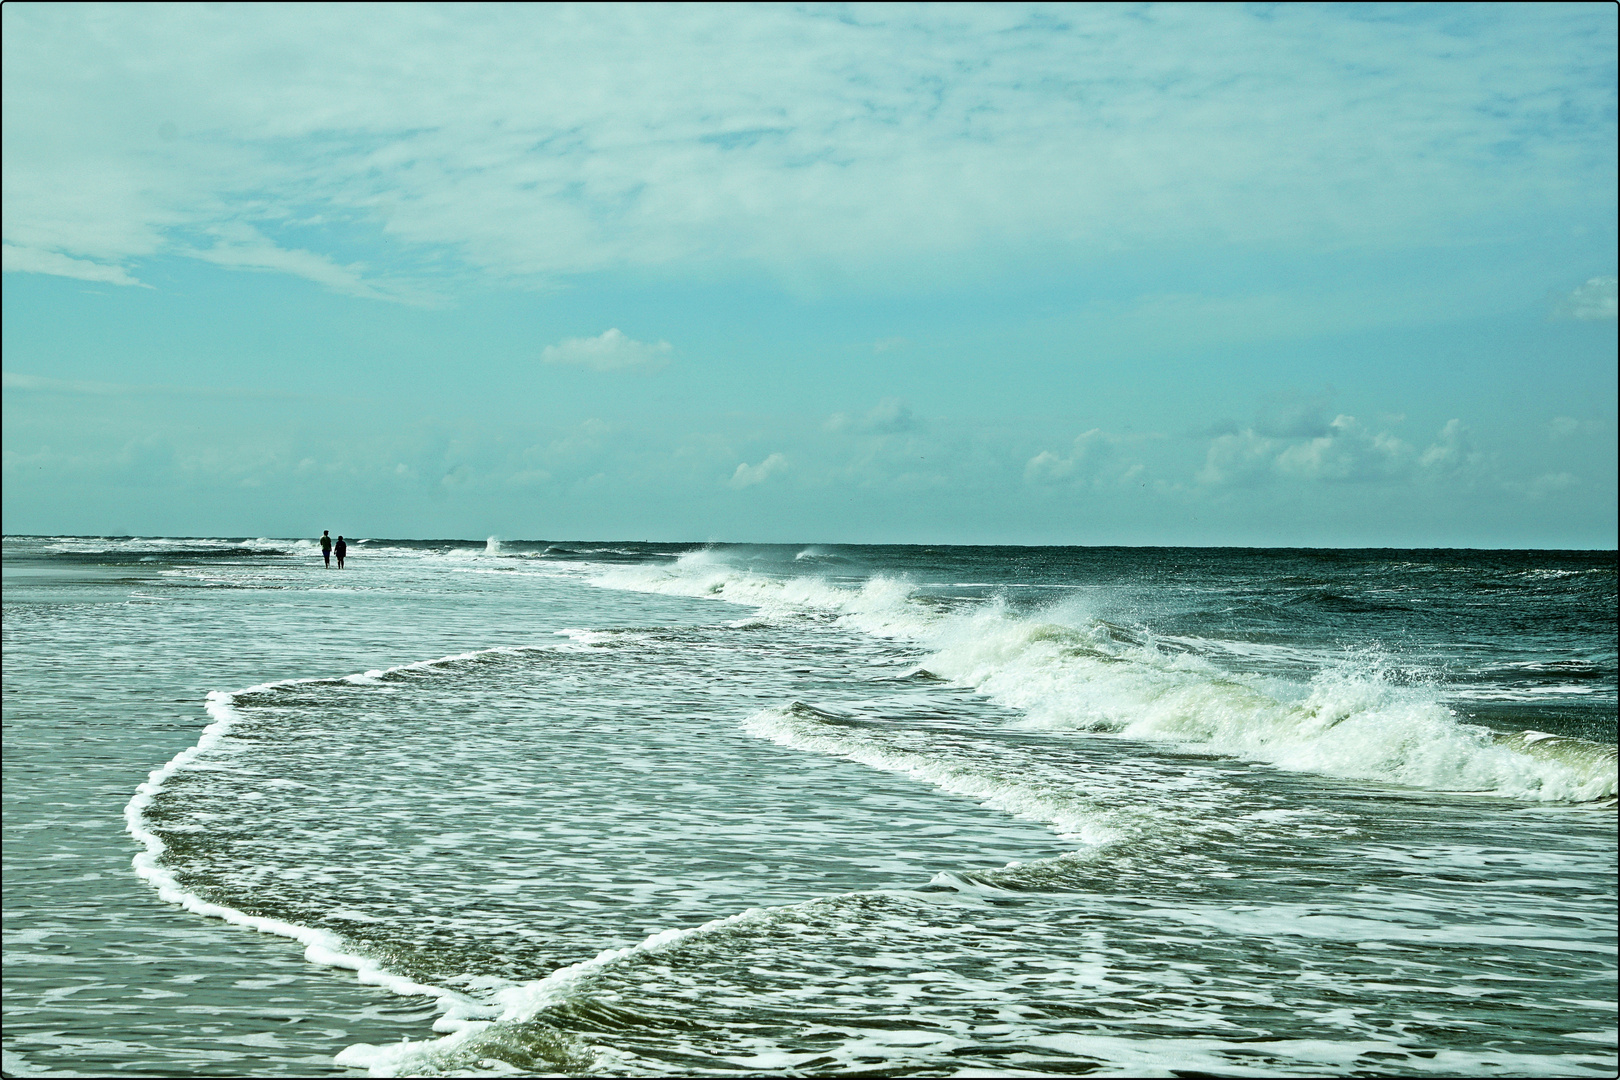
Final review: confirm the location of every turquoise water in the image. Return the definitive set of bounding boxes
[3,537,1615,1076]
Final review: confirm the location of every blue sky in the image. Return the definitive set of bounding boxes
[3,2,1615,546]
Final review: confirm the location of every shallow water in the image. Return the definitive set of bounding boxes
[3,538,1615,1076]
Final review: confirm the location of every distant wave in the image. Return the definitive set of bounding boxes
[35,536,296,559]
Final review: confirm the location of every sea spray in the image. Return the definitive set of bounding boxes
[592,548,1618,802]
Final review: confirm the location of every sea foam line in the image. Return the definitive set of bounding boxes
[336,878,1039,1076]
[333,905,781,1075]
[743,702,1125,846]
[121,652,525,1013]
[120,645,809,1077]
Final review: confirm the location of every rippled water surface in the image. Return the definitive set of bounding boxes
[4,537,1615,1076]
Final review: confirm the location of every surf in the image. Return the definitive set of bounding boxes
[591,548,1618,802]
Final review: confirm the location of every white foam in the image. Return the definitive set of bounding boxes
[589,550,1618,803]
[121,647,553,1051]
[124,681,472,1009]
[744,703,1123,845]
[124,638,856,1077]
[926,615,1616,802]
[335,906,778,1075]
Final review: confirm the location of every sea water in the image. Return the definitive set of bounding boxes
[3,537,1615,1077]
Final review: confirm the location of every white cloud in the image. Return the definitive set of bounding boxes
[1417,419,1477,474]
[826,399,914,435]
[1200,416,1479,486]
[1198,429,1279,486]
[1549,416,1603,440]
[729,453,786,489]
[1276,416,1410,481]
[540,329,671,372]
[1026,429,1142,487]
[1528,472,1579,498]
[182,224,399,302]
[2,5,1613,293]
[1558,276,1618,320]
[1,244,145,286]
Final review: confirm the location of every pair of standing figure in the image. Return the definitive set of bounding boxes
[319,530,348,569]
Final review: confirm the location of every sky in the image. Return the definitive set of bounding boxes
[3,2,1616,547]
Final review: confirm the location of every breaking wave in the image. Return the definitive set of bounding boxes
[593,550,1617,802]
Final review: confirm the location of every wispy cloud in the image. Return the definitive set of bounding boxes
[541,329,672,372]
[729,453,786,489]
[1556,276,1618,320]
[181,224,402,302]
[826,399,914,435]
[1549,416,1603,439]
[1527,472,1579,498]
[1,244,146,287]
[3,5,1613,294]
[1,371,310,400]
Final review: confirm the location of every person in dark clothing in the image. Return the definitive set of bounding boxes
[320,530,332,568]
[335,535,347,570]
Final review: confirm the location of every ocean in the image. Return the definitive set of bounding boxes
[2,536,1615,1077]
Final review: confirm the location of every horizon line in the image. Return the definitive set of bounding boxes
[4,534,1615,554]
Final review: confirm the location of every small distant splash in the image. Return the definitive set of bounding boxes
[485,536,501,556]
[795,546,839,562]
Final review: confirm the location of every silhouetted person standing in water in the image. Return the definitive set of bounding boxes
[335,535,347,570]
[320,530,332,568]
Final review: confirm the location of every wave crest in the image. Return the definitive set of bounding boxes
[593,550,1617,803]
